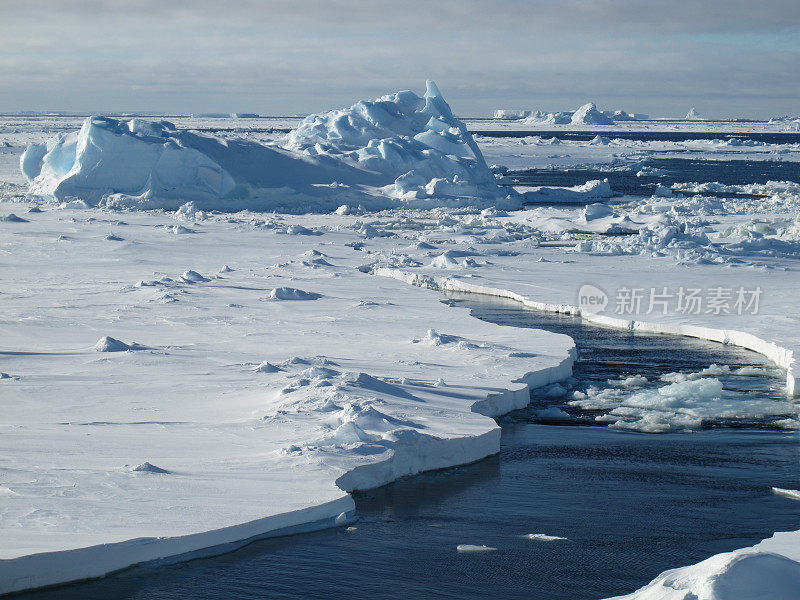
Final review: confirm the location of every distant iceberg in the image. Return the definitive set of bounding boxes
[493,109,532,120]
[519,102,619,126]
[685,107,704,120]
[570,102,615,125]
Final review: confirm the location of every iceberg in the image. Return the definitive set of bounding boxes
[286,80,502,204]
[493,109,532,120]
[20,82,510,212]
[685,107,704,120]
[571,102,615,125]
[523,110,573,125]
[520,102,616,126]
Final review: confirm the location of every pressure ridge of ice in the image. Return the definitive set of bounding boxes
[20,82,511,212]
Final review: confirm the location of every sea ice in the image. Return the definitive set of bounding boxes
[772,487,800,501]
[607,548,800,600]
[524,533,568,541]
[457,544,497,552]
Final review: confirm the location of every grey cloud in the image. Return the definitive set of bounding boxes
[0,1,798,117]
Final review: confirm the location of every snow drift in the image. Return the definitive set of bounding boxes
[20,82,510,212]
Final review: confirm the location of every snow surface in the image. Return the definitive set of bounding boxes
[0,205,573,594]
[2,105,800,596]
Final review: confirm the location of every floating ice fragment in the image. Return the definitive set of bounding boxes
[616,375,648,388]
[534,407,570,420]
[2,213,28,223]
[653,185,673,198]
[524,533,568,541]
[734,366,768,376]
[457,544,497,552]
[540,383,568,398]
[772,487,800,501]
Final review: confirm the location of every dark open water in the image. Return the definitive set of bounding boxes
[503,157,800,199]
[476,130,800,144]
[18,297,800,600]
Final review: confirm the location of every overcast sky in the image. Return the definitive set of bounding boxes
[1,0,798,118]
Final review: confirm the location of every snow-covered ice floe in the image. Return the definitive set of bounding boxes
[456,544,497,552]
[606,531,800,600]
[20,82,515,213]
[0,207,574,594]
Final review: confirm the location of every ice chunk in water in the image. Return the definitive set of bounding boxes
[524,533,568,541]
[772,487,800,501]
[457,544,497,552]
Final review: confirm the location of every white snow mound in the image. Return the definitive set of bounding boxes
[269,287,322,301]
[93,336,142,352]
